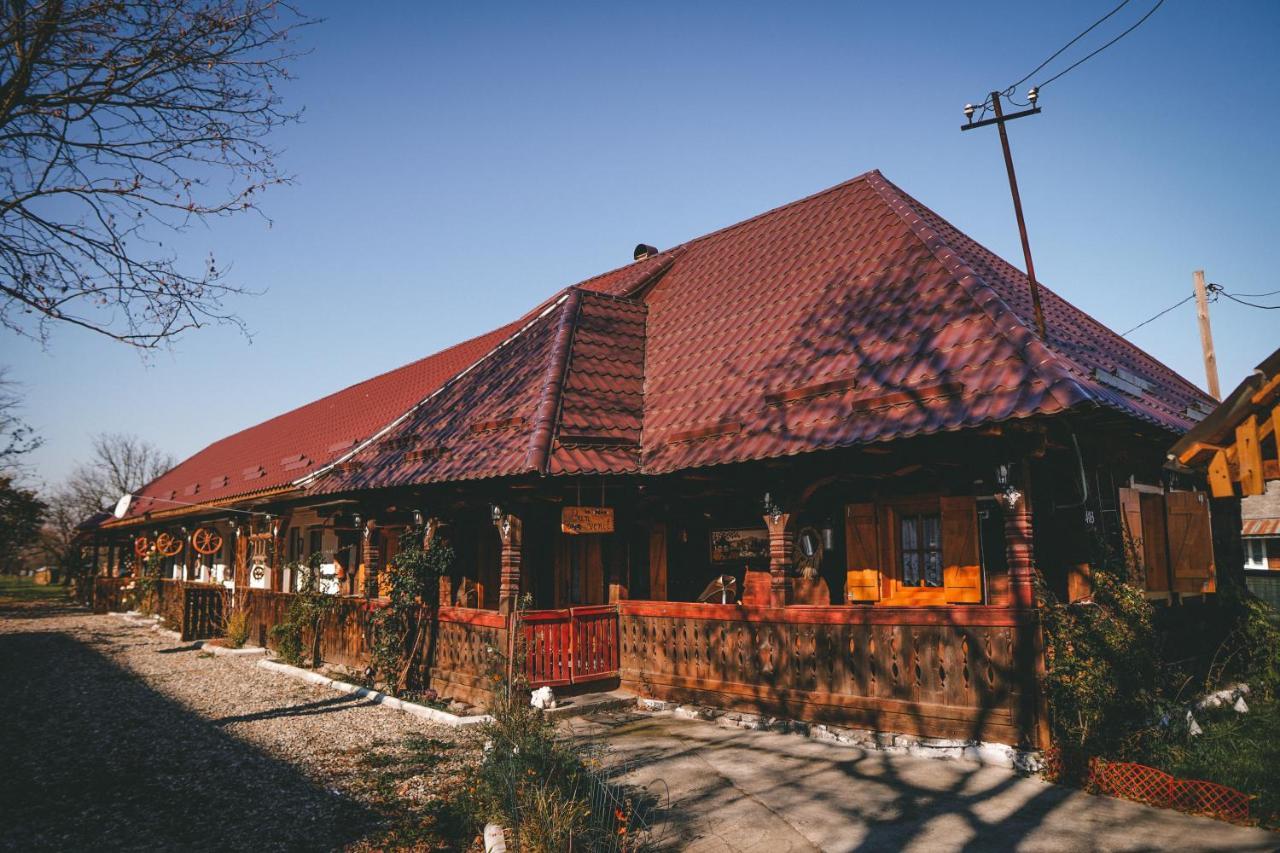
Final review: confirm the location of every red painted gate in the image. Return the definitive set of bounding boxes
[522,605,619,688]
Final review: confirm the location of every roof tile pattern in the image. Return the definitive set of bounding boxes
[128,169,1217,514]
[119,322,524,518]
[548,292,647,475]
[314,297,572,491]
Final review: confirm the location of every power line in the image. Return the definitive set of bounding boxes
[1004,0,1135,95]
[1126,289,1192,335]
[1036,0,1167,90]
[1223,287,1280,298]
[1219,291,1280,310]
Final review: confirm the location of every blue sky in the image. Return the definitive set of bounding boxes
[5,1,1279,489]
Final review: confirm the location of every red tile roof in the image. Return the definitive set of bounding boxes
[313,170,1214,493]
[114,323,521,519]
[126,169,1218,515]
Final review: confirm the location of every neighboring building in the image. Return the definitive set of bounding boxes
[1170,347,1280,607]
[1243,483,1280,572]
[92,170,1224,746]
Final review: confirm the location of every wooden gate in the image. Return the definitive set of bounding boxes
[522,605,619,688]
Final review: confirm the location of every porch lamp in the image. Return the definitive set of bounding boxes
[412,509,424,528]
[763,492,783,523]
[491,504,502,524]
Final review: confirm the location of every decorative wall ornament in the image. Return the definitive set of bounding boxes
[191,527,223,556]
[154,532,183,557]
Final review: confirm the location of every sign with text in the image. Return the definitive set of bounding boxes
[561,506,615,534]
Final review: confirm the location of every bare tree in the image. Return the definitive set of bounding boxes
[0,367,41,468]
[63,431,174,517]
[0,0,314,348]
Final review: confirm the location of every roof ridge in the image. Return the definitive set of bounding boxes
[865,171,1095,414]
[525,289,584,475]
[657,170,883,261]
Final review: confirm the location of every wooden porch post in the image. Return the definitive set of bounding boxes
[362,520,380,598]
[764,512,794,608]
[497,513,523,617]
[1001,487,1036,609]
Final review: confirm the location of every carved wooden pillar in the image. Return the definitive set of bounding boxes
[362,520,380,599]
[497,513,522,617]
[763,512,794,608]
[1001,488,1036,608]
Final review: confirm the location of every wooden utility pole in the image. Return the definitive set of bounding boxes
[1193,270,1221,400]
[962,91,1047,340]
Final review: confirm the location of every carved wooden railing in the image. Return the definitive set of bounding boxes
[618,601,1040,746]
[181,584,223,641]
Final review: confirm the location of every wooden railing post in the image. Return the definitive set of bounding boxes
[764,512,794,607]
[497,513,522,618]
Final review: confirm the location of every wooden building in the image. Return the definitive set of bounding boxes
[1170,346,1280,606]
[94,171,1223,747]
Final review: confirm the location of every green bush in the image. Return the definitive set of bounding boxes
[1040,561,1167,760]
[270,620,305,666]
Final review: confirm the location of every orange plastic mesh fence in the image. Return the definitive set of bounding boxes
[1088,757,1251,824]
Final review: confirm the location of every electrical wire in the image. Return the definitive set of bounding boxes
[1036,0,1167,90]
[1004,0,1135,94]
[1119,293,1194,337]
[1220,292,1280,310]
[1222,287,1280,298]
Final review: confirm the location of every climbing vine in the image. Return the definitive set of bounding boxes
[270,552,339,668]
[368,526,455,699]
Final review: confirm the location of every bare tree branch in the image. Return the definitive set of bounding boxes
[0,0,314,349]
[0,366,42,469]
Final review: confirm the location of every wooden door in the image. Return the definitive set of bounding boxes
[554,533,606,607]
[1139,493,1170,592]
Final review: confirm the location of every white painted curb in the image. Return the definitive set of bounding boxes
[256,659,492,727]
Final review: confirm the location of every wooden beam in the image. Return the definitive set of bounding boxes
[1208,449,1234,498]
[1250,372,1280,407]
[1236,415,1264,496]
[1177,441,1226,466]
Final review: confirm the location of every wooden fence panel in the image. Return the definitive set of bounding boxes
[618,601,1037,746]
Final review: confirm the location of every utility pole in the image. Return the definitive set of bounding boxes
[1193,269,1221,400]
[962,90,1047,340]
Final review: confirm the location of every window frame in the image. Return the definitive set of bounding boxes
[880,497,949,605]
[1244,538,1268,570]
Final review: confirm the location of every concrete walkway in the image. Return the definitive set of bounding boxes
[568,712,1277,853]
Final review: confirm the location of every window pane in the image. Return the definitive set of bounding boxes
[901,516,918,550]
[902,551,920,586]
[925,547,942,587]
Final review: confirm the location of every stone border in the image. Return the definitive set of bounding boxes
[256,659,493,728]
[634,699,1043,774]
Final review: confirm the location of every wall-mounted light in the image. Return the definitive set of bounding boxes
[412,509,424,528]
[822,527,835,551]
[995,464,1010,486]
[353,513,362,531]
[491,504,502,524]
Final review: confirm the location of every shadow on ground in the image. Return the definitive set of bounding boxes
[0,631,376,851]
[573,713,1278,853]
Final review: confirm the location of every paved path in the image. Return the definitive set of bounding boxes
[569,712,1278,852]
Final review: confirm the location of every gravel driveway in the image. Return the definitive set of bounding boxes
[0,597,474,851]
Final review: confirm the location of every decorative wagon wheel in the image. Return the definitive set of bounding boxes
[191,527,223,556]
[133,535,151,556]
[154,532,183,557]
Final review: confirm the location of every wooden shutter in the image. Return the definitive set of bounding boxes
[941,496,982,603]
[844,503,881,602]
[1139,493,1170,592]
[648,523,667,601]
[1165,491,1215,593]
[1118,488,1145,581]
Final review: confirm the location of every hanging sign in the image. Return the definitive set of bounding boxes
[561,506,614,534]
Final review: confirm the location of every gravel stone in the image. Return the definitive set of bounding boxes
[0,598,473,851]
